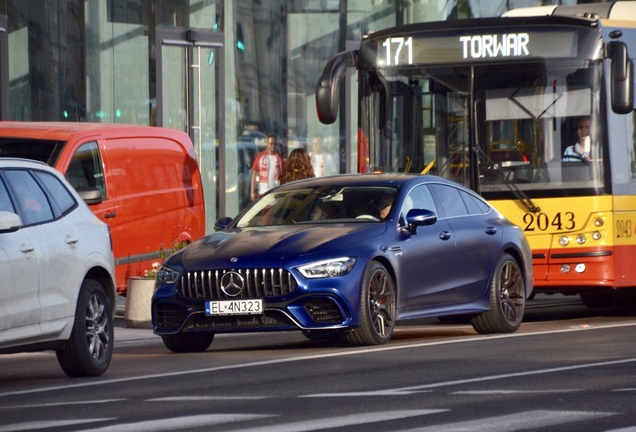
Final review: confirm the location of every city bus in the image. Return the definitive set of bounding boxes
[316,2,636,307]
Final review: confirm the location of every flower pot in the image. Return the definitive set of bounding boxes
[124,277,155,329]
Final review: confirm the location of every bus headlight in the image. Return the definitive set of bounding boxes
[575,263,586,273]
[561,264,571,273]
[559,236,570,246]
[594,218,604,227]
[576,234,586,244]
[592,231,602,240]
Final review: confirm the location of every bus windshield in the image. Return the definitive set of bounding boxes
[361,60,606,198]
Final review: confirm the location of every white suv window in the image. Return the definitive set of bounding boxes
[4,169,54,225]
[34,170,76,215]
[0,178,15,213]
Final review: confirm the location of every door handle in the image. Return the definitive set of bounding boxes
[65,235,79,245]
[104,212,117,219]
[485,226,498,235]
[439,231,451,240]
[20,243,34,253]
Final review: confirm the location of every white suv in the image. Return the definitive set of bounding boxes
[0,158,115,377]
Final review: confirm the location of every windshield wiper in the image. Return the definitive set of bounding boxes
[476,147,540,213]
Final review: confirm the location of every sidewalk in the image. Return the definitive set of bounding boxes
[114,295,158,342]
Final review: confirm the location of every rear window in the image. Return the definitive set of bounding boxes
[0,138,65,166]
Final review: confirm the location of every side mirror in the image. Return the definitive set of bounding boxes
[608,41,634,114]
[214,216,233,232]
[0,211,21,233]
[76,186,103,205]
[405,208,437,234]
[315,51,358,125]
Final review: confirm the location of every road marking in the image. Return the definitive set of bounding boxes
[449,390,579,395]
[214,410,446,432]
[1,321,636,398]
[1,399,125,410]
[301,357,636,398]
[0,419,114,432]
[400,410,615,432]
[147,396,267,401]
[73,414,274,432]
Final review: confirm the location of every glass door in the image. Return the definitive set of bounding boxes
[0,15,8,119]
[157,29,224,232]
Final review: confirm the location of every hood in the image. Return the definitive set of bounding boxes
[172,223,386,270]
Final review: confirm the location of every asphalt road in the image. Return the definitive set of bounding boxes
[1,294,636,431]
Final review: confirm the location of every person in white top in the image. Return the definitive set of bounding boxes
[562,117,591,162]
[250,134,284,200]
[309,137,333,177]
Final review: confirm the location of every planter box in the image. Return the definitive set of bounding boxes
[124,277,155,329]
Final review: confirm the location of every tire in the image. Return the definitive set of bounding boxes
[347,261,396,346]
[471,253,525,334]
[580,290,614,308]
[56,279,113,377]
[161,332,214,353]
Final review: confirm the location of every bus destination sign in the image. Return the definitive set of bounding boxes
[369,29,579,68]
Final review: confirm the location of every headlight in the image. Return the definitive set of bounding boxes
[156,265,180,285]
[297,257,357,279]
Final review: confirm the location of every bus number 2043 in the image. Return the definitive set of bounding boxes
[522,212,575,232]
[616,219,633,239]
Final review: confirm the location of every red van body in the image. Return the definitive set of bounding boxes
[0,122,205,294]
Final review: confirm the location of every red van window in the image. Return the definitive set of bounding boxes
[67,141,107,198]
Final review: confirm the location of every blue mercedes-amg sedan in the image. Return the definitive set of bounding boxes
[152,174,533,352]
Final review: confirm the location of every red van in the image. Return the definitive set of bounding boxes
[0,122,205,294]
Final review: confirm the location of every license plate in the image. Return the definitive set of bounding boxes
[206,299,263,316]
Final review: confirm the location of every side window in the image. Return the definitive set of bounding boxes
[0,176,16,213]
[5,169,54,226]
[400,185,437,226]
[460,190,490,215]
[430,184,468,217]
[67,142,106,197]
[34,170,77,215]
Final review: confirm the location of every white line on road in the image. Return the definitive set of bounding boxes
[301,357,636,397]
[399,410,615,432]
[0,419,115,432]
[72,414,274,432]
[1,321,636,399]
[215,409,447,432]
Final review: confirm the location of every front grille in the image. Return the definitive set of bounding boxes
[304,298,344,324]
[178,268,298,300]
[154,303,188,330]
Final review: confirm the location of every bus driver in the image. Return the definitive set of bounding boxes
[562,117,591,162]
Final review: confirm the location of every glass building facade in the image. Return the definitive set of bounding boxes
[0,0,589,230]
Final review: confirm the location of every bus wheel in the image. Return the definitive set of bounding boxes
[579,289,614,308]
[471,254,525,334]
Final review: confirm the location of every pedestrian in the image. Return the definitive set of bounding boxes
[279,147,315,185]
[309,137,334,177]
[250,133,285,200]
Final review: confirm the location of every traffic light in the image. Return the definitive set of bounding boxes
[236,23,245,52]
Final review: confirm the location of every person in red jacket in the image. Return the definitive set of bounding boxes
[250,133,285,200]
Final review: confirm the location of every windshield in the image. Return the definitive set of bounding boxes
[361,60,606,198]
[235,185,397,227]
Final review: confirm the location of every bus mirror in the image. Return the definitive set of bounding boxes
[316,50,357,124]
[608,41,634,114]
